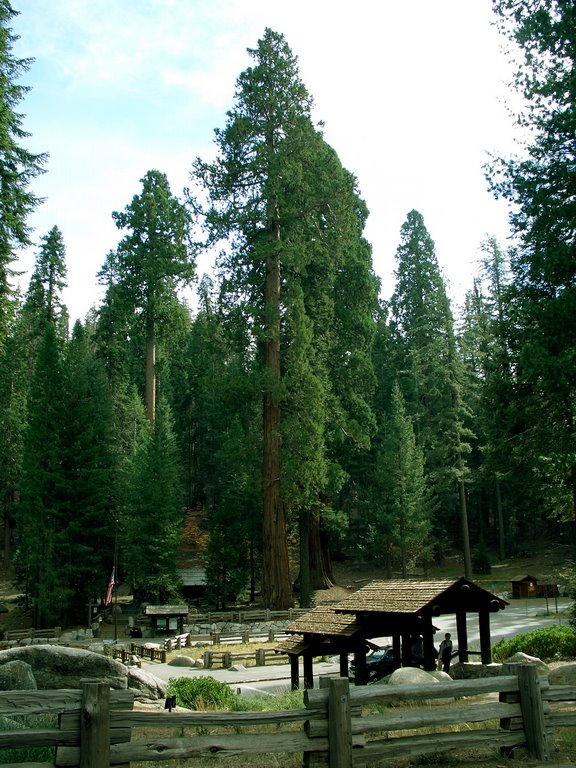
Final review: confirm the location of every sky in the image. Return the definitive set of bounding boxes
[11,0,518,325]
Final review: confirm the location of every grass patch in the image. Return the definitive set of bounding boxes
[0,713,57,764]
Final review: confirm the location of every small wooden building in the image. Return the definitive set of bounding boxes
[511,575,559,599]
[143,605,189,635]
[278,577,508,690]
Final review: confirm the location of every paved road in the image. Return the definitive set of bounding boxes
[141,596,572,695]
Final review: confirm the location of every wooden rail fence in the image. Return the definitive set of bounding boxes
[0,664,573,767]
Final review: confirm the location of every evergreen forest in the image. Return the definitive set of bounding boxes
[0,1,574,625]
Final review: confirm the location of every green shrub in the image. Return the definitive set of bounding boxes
[167,676,237,710]
[472,541,492,575]
[493,625,576,662]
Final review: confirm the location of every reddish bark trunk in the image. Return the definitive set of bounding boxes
[261,224,293,610]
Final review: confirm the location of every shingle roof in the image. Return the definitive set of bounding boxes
[334,577,507,616]
[144,605,189,616]
[285,605,361,637]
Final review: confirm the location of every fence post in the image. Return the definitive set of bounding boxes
[328,677,352,768]
[504,662,548,761]
[80,681,110,768]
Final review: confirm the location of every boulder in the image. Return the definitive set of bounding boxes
[504,652,550,675]
[0,660,37,690]
[127,667,166,701]
[548,663,576,685]
[168,655,197,667]
[429,670,453,683]
[387,667,438,686]
[0,645,128,689]
[450,662,504,679]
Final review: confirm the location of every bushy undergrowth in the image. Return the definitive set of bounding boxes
[493,624,576,662]
[167,676,237,710]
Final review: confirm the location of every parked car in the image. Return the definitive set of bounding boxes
[349,645,395,682]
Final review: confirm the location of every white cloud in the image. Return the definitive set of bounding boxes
[12,0,517,323]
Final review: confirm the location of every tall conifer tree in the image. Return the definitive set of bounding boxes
[0,1,46,349]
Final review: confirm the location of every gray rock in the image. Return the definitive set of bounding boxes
[450,662,504,679]
[127,667,166,701]
[0,645,128,689]
[548,663,576,685]
[0,660,37,690]
[168,655,197,667]
[504,652,550,674]
[388,667,438,686]
[429,670,453,682]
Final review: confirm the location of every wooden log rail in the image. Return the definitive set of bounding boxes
[187,607,307,625]
[203,647,287,668]
[210,629,287,645]
[129,642,167,663]
[0,665,569,766]
[3,626,61,642]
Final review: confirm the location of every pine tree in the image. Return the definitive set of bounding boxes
[489,1,576,535]
[60,321,118,623]
[390,210,473,572]
[372,382,430,577]
[124,396,184,602]
[15,321,67,626]
[99,169,194,423]
[0,1,46,349]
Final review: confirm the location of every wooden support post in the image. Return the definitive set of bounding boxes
[339,650,349,679]
[422,620,436,671]
[456,610,468,662]
[303,652,314,689]
[401,633,411,667]
[290,655,300,690]
[506,663,548,761]
[353,646,367,686]
[328,677,352,768]
[392,634,401,670]
[80,681,110,768]
[478,609,492,664]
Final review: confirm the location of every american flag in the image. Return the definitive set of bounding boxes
[105,567,115,606]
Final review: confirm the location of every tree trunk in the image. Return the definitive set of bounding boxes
[145,313,156,424]
[298,509,312,609]
[496,478,506,560]
[459,474,473,580]
[261,222,293,610]
[308,508,334,590]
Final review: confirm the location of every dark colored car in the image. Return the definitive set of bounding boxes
[349,645,395,683]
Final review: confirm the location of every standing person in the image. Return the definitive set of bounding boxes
[438,633,453,673]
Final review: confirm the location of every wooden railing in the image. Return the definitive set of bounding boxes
[3,626,61,643]
[0,664,572,767]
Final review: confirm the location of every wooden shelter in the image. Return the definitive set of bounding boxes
[277,577,508,689]
[143,605,188,635]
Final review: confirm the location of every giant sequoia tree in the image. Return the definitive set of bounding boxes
[489,0,576,533]
[194,29,316,609]
[194,29,377,608]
